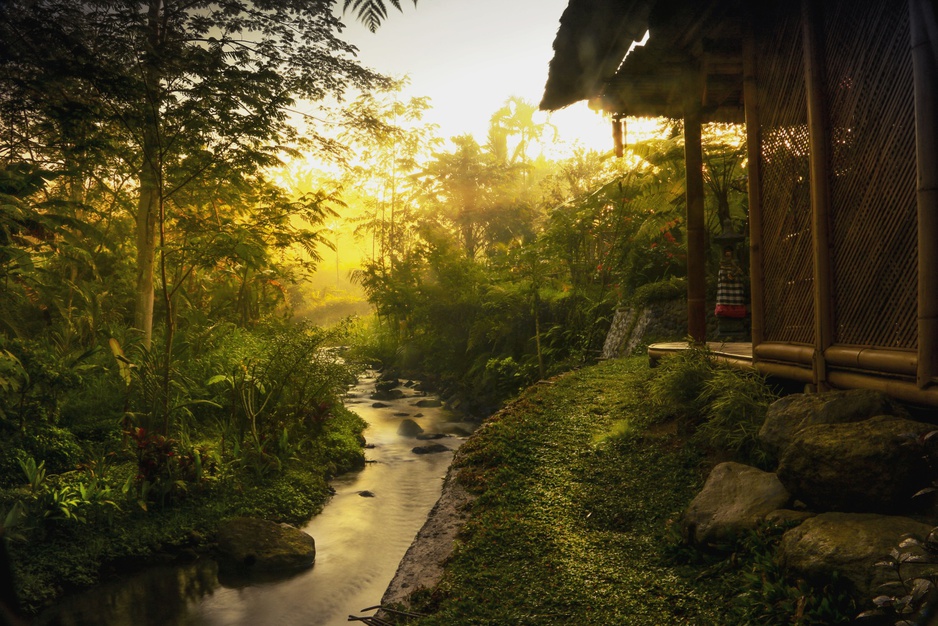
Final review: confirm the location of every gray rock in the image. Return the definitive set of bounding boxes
[778,512,938,600]
[777,415,933,513]
[416,433,448,440]
[372,402,390,408]
[397,419,424,437]
[759,389,905,457]
[414,399,443,408]
[216,517,315,572]
[412,443,450,454]
[359,490,376,498]
[683,462,791,546]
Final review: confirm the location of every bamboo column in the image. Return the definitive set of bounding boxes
[684,70,707,344]
[910,0,938,388]
[612,116,626,158]
[743,18,765,348]
[801,0,834,390]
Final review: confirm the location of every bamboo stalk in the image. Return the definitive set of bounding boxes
[754,341,815,365]
[743,14,766,349]
[824,345,918,376]
[753,361,816,384]
[684,69,708,344]
[828,370,938,407]
[910,0,938,388]
[801,0,834,390]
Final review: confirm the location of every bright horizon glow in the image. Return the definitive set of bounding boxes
[332,0,616,153]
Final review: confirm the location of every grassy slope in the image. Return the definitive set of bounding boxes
[409,356,727,625]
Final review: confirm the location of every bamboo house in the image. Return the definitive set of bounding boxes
[541,0,938,407]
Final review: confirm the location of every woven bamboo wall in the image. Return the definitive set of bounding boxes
[823,0,918,349]
[757,5,814,345]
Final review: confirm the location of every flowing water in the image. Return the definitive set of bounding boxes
[39,371,472,626]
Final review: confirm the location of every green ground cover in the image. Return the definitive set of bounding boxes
[407,357,727,624]
[403,356,855,625]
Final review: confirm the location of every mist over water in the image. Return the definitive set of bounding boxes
[40,372,471,626]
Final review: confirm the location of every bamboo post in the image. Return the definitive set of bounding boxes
[910,0,938,388]
[801,0,834,391]
[612,116,625,158]
[684,70,708,344]
[742,17,765,349]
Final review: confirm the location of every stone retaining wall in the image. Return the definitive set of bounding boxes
[601,299,688,359]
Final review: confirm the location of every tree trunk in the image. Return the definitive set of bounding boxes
[134,147,159,347]
[133,0,163,347]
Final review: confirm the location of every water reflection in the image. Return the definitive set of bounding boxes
[39,561,219,626]
[38,372,472,626]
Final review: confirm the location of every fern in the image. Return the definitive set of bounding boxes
[343,0,416,33]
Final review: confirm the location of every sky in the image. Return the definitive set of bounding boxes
[332,0,615,152]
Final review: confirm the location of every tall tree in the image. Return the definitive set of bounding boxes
[418,135,530,259]
[487,97,555,167]
[339,85,439,271]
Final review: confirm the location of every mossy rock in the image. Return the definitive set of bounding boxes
[216,517,315,573]
[759,389,907,457]
[779,512,938,600]
[777,415,933,513]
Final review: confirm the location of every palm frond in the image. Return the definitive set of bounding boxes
[343,0,417,33]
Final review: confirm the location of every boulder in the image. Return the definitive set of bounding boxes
[375,379,400,393]
[216,517,315,572]
[777,415,933,513]
[683,462,791,546]
[414,399,443,408]
[397,419,424,437]
[412,443,450,454]
[778,512,938,600]
[371,389,405,401]
[759,389,905,457]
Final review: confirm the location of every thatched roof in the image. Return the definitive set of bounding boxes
[540,0,746,123]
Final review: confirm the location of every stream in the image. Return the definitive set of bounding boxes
[38,371,473,626]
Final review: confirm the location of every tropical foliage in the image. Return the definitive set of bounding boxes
[344,109,748,412]
[0,0,752,613]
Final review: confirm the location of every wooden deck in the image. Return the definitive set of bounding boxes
[647,341,754,370]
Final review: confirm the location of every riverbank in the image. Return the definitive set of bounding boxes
[6,404,368,615]
[383,356,733,624]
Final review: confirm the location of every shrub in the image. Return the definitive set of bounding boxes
[645,345,778,466]
[127,427,208,509]
[630,276,687,308]
[646,342,715,423]
[695,368,778,467]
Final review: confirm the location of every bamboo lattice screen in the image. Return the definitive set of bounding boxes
[823,0,918,349]
[757,6,814,345]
